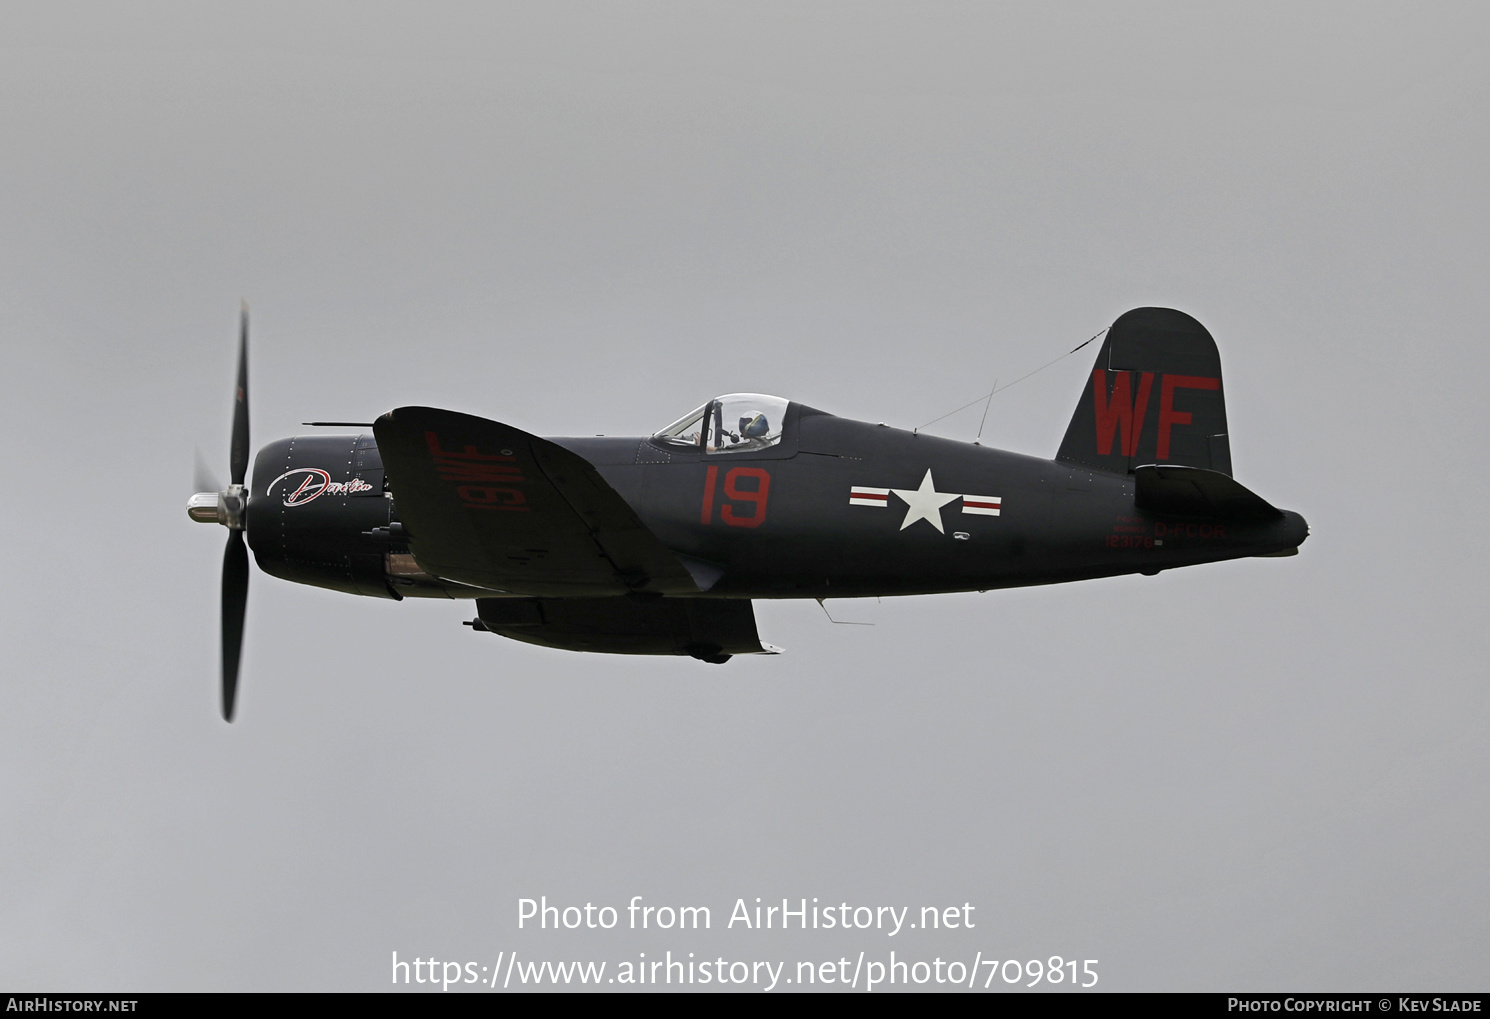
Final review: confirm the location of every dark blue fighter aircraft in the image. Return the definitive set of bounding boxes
[189,306,1307,719]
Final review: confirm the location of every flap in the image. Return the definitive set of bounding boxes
[1133,464,1282,519]
[374,406,699,596]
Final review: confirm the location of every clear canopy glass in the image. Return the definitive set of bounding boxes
[652,394,790,453]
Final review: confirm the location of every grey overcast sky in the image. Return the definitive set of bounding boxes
[2,1,1487,992]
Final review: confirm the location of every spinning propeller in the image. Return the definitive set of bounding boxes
[187,305,251,721]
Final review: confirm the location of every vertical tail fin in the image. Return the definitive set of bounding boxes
[1056,307,1231,476]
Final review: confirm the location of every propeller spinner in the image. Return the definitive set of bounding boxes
[187,305,250,721]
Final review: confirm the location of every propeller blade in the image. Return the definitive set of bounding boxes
[229,303,250,487]
[221,529,249,721]
[193,447,222,496]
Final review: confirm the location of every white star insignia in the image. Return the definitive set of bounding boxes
[891,470,960,533]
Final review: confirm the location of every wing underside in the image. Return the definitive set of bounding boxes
[472,594,778,661]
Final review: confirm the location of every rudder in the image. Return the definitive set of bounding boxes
[1056,307,1231,476]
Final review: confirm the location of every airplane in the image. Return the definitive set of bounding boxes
[189,306,1307,720]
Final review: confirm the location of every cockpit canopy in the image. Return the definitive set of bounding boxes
[653,393,791,454]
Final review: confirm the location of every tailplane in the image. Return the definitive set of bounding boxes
[1056,308,1231,476]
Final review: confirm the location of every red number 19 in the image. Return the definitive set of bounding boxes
[701,466,771,529]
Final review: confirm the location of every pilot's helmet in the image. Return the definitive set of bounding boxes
[739,413,770,439]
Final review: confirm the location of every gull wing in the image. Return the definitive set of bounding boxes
[374,406,699,596]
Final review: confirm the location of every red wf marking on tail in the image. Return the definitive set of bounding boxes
[1093,370,1154,457]
[1157,374,1219,460]
[1092,371,1219,460]
[424,430,530,512]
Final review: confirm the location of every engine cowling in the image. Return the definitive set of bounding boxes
[245,434,400,599]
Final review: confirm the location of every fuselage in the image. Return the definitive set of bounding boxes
[243,403,1307,602]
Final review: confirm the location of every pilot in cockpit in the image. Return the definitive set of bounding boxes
[652,394,788,453]
[739,412,770,441]
[711,409,770,451]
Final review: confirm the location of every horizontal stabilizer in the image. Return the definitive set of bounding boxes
[1133,464,1282,519]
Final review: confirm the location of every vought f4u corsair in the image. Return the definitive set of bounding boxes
[190,307,1307,719]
